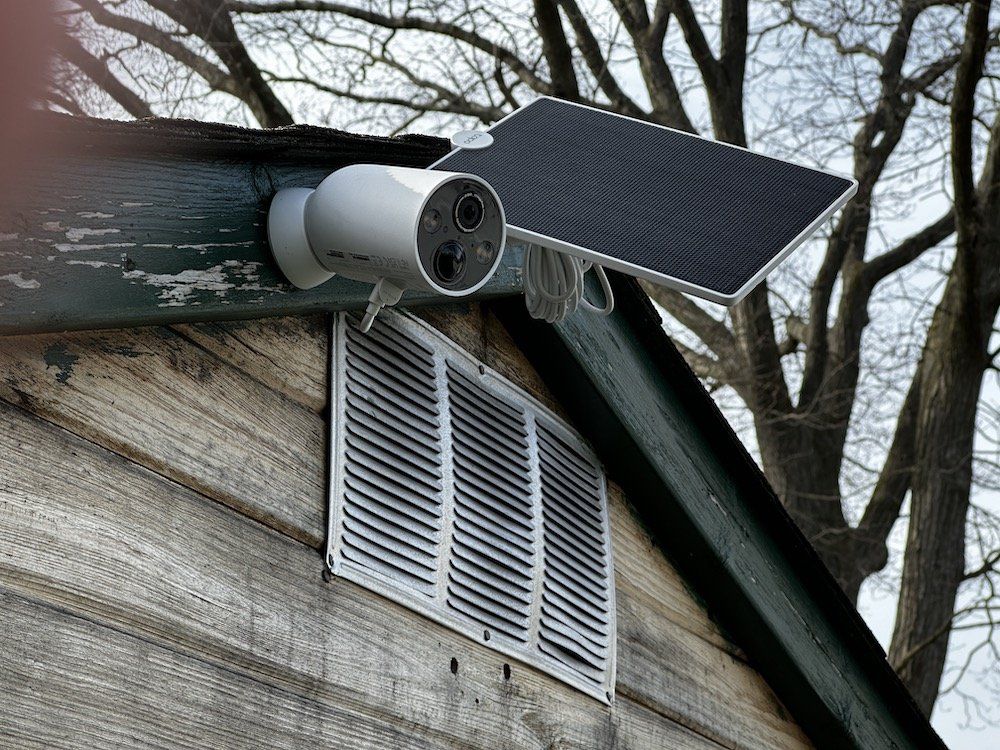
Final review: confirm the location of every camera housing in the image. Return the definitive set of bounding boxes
[268,164,506,297]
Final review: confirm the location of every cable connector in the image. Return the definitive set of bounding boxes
[359,278,405,332]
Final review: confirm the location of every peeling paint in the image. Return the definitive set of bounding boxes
[176,241,255,250]
[66,260,119,268]
[0,233,18,241]
[43,344,79,385]
[76,212,114,219]
[121,201,153,207]
[65,227,120,242]
[42,221,64,231]
[55,242,136,253]
[0,272,40,289]
[123,260,282,306]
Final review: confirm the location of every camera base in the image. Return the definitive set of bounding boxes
[267,188,335,289]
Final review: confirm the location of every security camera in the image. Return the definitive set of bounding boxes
[268,164,506,331]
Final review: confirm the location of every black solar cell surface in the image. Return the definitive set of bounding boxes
[433,98,855,300]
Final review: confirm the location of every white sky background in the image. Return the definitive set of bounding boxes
[69,1,1000,746]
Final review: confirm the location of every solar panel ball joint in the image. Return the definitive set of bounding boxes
[267,164,507,331]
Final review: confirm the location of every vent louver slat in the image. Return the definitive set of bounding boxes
[328,312,615,703]
[445,364,535,643]
[536,421,613,686]
[338,318,444,596]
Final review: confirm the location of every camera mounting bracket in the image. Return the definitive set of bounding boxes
[268,187,334,290]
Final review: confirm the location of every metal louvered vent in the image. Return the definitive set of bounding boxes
[536,422,614,683]
[446,364,535,643]
[327,311,616,702]
[337,319,444,596]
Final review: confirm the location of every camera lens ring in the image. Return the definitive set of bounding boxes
[432,241,467,286]
[454,191,485,233]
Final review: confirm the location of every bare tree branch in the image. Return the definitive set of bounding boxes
[145,0,292,126]
[669,0,719,87]
[71,0,242,102]
[640,280,739,362]
[263,73,503,123]
[227,0,555,96]
[557,0,644,116]
[533,0,579,99]
[56,33,153,118]
[851,373,922,592]
[607,0,695,130]
[862,210,955,285]
[950,0,991,223]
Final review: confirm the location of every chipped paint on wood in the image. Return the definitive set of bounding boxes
[1,272,40,290]
[66,260,119,268]
[123,261,281,307]
[42,344,78,384]
[0,114,524,335]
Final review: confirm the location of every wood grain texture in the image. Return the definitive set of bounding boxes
[0,591,446,750]
[0,113,524,335]
[0,325,326,546]
[0,400,723,750]
[0,307,810,750]
[171,315,329,413]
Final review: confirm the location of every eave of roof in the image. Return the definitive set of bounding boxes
[493,276,946,750]
[1,112,944,750]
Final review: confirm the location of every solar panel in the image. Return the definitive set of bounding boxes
[431,97,857,305]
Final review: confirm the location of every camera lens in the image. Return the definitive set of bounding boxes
[432,241,466,285]
[454,192,485,232]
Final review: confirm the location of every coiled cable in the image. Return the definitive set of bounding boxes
[522,243,614,323]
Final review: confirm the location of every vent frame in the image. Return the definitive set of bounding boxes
[327,310,616,702]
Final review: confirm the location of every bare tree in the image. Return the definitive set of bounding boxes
[54,0,1000,719]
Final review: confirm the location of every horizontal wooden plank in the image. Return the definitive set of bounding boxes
[0,325,326,547]
[0,399,723,750]
[0,113,524,336]
[171,315,329,413]
[0,312,809,749]
[0,590,448,750]
[615,573,810,750]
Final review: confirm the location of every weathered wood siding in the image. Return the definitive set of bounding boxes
[0,304,811,750]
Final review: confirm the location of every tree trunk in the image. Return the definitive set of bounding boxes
[887,234,1000,715]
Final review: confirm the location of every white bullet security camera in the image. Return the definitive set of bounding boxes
[268,164,506,331]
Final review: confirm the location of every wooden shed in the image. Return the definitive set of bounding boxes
[0,114,944,750]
